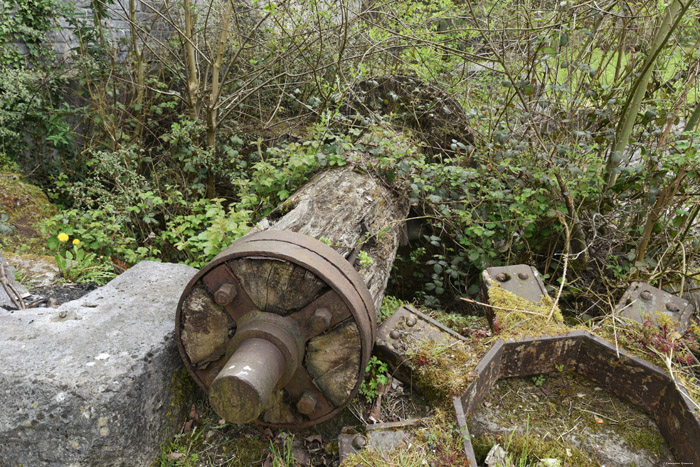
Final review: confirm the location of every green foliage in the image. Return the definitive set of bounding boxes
[379,295,403,322]
[0,0,60,67]
[0,69,74,168]
[531,375,546,388]
[269,434,295,467]
[160,198,252,267]
[0,212,14,235]
[49,235,115,284]
[41,120,352,268]
[359,356,389,403]
[356,250,373,269]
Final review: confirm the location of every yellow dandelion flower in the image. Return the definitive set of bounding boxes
[73,239,80,245]
[57,233,69,242]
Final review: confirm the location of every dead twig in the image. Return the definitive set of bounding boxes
[0,263,25,310]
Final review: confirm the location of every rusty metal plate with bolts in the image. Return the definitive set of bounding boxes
[481,264,549,329]
[481,264,548,303]
[338,419,426,462]
[374,305,467,383]
[616,282,694,333]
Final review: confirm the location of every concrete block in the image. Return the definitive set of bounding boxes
[0,261,198,466]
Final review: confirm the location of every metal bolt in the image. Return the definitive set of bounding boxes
[640,290,653,301]
[389,330,400,340]
[58,310,67,319]
[296,391,318,415]
[495,272,510,282]
[517,272,529,280]
[214,283,237,306]
[406,316,417,327]
[666,302,680,313]
[352,435,367,449]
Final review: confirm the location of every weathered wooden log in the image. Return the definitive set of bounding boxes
[176,165,408,428]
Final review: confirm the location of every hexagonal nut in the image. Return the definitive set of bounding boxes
[214,283,237,306]
[296,391,318,415]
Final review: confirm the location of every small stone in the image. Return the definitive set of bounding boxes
[389,330,400,339]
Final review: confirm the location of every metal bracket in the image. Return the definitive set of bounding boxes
[374,305,467,385]
[338,419,427,462]
[616,282,695,333]
[481,264,548,329]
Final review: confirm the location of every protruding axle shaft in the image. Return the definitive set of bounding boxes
[208,338,286,423]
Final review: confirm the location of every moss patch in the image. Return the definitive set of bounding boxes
[165,368,196,426]
[470,372,673,465]
[406,337,485,402]
[487,284,573,338]
[0,173,56,253]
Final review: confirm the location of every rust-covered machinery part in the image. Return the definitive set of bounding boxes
[370,271,700,464]
[452,331,700,465]
[616,282,695,333]
[175,230,376,428]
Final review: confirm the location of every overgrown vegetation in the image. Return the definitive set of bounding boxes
[2,0,700,463]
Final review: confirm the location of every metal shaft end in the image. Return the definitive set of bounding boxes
[209,338,285,424]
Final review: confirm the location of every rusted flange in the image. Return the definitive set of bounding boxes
[453,331,700,465]
[175,230,376,428]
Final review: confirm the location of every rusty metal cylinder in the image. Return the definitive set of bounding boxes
[209,338,286,424]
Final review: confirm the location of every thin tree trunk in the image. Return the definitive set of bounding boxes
[183,0,200,119]
[605,0,690,189]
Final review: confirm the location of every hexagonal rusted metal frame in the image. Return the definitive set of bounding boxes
[452,330,700,465]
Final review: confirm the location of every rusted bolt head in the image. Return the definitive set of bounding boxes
[296,391,318,415]
[640,290,653,301]
[517,272,529,280]
[311,308,333,333]
[495,272,510,282]
[352,435,367,449]
[389,330,400,340]
[406,316,417,327]
[666,302,680,313]
[214,283,237,306]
